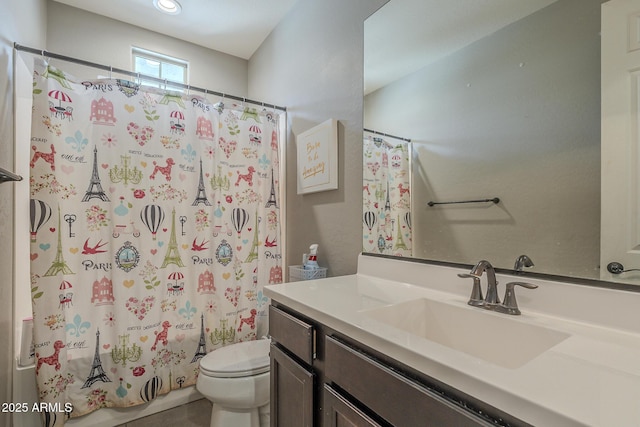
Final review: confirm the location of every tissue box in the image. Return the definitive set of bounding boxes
[289,265,327,281]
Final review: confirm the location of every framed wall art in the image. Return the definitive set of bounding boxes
[296,118,338,194]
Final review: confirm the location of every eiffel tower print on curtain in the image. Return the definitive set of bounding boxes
[191,314,207,363]
[245,214,260,263]
[384,181,391,211]
[82,146,109,202]
[265,168,278,208]
[192,158,211,206]
[44,206,74,276]
[82,329,111,388]
[161,208,185,268]
[393,214,408,251]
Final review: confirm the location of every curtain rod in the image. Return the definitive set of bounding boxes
[14,43,287,112]
[364,128,411,142]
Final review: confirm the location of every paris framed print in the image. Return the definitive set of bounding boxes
[296,118,338,194]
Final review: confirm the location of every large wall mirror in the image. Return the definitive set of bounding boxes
[363,0,640,286]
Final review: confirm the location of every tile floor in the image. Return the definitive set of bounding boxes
[116,398,212,427]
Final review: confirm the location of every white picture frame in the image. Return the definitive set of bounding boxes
[296,119,338,194]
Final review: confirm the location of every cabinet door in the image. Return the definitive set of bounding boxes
[271,343,315,427]
[323,384,383,427]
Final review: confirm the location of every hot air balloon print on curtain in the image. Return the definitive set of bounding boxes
[140,376,162,402]
[232,207,249,237]
[140,204,165,241]
[363,211,377,232]
[30,199,53,242]
[404,212,411,230]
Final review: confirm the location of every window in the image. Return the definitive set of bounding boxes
[132,47,188,90]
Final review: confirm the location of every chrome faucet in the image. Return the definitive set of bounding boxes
[469,260,500,306]
[459,260,538,315]
[514,255,534,272]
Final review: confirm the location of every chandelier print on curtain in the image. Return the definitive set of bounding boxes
[29,62,282,425]
[362,134,411,256]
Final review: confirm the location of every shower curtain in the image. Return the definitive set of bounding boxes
[28,62,282,426]
[362,134,411,256]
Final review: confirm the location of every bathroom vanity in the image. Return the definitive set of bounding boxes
[265,254,640,427]
[269,303,521,426]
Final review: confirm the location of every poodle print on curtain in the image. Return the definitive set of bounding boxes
[29,62,283,426]
[362,133,411,256]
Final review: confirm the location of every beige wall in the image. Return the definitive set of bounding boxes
[249,0,386,277]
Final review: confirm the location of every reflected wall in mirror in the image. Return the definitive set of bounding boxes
[363,0,632,284]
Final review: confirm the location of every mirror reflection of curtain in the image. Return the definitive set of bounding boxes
[362,134,411,256]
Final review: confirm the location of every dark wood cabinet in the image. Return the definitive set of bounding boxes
[269,302,530,427]
[270,343,314,427]
[325,336,493,427]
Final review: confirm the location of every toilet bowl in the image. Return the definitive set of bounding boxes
[196,339,271,427]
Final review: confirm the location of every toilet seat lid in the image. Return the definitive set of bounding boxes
[199,339,270,378]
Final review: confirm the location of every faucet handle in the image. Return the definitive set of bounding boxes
[497,282,538,315]
[457,273,484,307]
[514,255,534,272]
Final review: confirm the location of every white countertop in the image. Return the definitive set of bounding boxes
[264,255,640,427]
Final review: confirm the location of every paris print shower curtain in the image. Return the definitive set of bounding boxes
[362,134,411,256]
[29,62,282,425]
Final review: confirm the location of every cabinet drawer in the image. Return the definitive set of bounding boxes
[269,305,315,364]
[323,384,383,427]
[325,336,493,427]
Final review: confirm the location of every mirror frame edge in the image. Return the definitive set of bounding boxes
[361,252,640,293]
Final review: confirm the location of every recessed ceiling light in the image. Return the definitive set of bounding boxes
[153,0,182,15]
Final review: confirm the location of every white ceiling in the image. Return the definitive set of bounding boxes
[51,0,298,60]
[52,0,558,92]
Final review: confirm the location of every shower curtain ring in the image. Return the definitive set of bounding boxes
[109,66,113,79]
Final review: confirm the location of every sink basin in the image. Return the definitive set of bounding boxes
[361,298,569,369]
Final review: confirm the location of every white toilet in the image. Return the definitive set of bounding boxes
[196,339,271,427]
